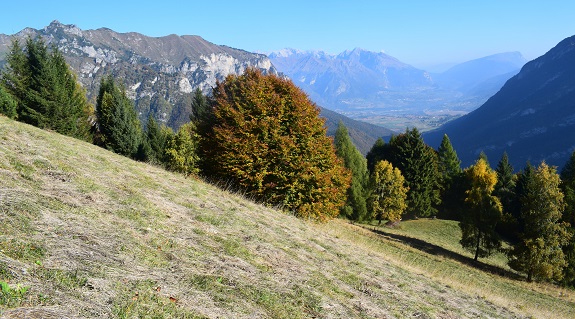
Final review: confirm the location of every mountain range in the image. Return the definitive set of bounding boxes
[0,21,393,153]
[424,35,575,170]
[269,49,526,130]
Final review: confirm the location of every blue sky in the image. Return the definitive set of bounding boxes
[1,0,574,67]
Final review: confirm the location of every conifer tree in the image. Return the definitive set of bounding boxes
[1,37,92,140]
[335,121,369,221]
[190,88,210,124]
[366,138,388,173]
[370,160,408,224]
[437,134,464,220]
[385,128,441,218]
[437,134,462,178]
[95,75,142,157]
[0,84,17,119]
[494,152,517,239]
[460,158,502,261]
[508,162,572,282]
[560,151,575,285]
[142,114,169,164]
[203,68,350,221]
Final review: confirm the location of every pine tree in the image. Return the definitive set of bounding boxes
[437,134,464,220]
[370,160,408,224]
[203,68,351,221]
[508,162,572,282]
[460,158,502,261]
[385,128,441,218]
[95,75,142,157]
[334,121,369,221]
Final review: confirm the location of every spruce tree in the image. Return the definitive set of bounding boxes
[203,68,351,221]
[437,134,464,220]
[437,134,461,178]
[1,37,92,140]
[460,158,502,261]
[508,162,572,282]
[386,128,441,218]
[95,75,142,157]
[0,84,17,119]
[334,121,369,221]
[142,115,169,164]
[494,152,517,239]
[366,138,388,173]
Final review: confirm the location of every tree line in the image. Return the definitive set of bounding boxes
[340,126,575,285]
[1,37,574,285]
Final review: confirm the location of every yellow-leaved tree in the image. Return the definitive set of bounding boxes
[202,68,350,222]
[370,160,408,224]
[460,158,502,261]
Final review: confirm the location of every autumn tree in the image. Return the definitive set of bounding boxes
[202,68,350,221]
[370,160,408,224]
[335,121,369,221]
[95,75,142,157]
[460,158,502,261]
[508,162,572,282]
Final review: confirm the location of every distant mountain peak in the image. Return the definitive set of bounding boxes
[0,22,278,129]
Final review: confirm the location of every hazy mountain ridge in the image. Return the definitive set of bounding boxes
[424,35,575,169]
[269,48,526,131]
[269,48,434,114]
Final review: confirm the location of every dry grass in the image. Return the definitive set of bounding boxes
[0,116,573,318]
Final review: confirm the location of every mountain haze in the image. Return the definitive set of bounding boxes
[269,48,525,131]
[425,35,575,169]
[433,52,526,93]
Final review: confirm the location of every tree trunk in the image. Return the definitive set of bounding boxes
[474,231,481,261]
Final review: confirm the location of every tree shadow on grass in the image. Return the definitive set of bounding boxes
[364,225,524,281]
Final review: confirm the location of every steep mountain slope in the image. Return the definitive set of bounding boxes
[433,52,526,92]
[3,117,574,318]
[424,35,575,169]
[0,20,276,129]
[320,107,394,154]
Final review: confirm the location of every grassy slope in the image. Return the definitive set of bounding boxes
[0,116,573,318]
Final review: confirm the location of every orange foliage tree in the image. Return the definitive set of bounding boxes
[203,68,351,221]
